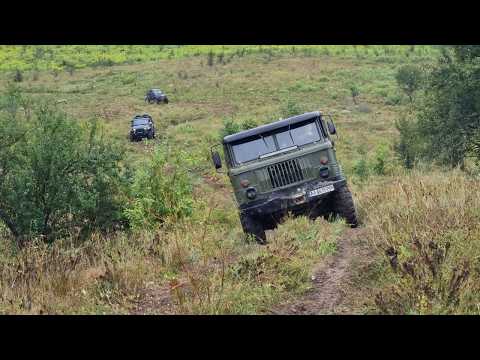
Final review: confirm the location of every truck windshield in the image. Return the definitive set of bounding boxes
[231,120,321,164]
[133,118,149,126]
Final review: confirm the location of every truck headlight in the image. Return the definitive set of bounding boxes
[246,187,257,200]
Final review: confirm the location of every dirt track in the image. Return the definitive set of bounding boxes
[131,227,372,315]
[271,227,371,315]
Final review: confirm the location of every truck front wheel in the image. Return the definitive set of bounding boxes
[331,185,358,228]
[240,213,266,245]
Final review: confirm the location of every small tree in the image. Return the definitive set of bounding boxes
[393,46,480,169]
[0,98,127,243]
[350,84,360,105]
[207,51,214,67]
[395,64,423,102]
[14,69,23,83]
[217,52,224,65]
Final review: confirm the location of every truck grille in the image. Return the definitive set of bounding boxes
[267,159,304,189]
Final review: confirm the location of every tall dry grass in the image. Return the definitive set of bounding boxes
[0,207,344,314]
[357,169,480,314]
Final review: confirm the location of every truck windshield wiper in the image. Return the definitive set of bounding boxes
[260,134,269,148]
[288,124,295,145]
[259,146,298,159]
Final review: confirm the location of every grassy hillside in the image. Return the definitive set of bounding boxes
[0,45,438,71]
[1,45,478,314]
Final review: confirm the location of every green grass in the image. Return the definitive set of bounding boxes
[0,45,439,72]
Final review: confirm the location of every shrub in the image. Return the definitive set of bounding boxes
[350,84,359,105]
[219,118,242,140]
[280,99,304,118]
[0,83,30,118]
[0,96,127,243]
[391,47,480,169]
[14,69,23,83]
[389,47,480,169]
[241,119,258,130]
[353,158,369,181]
[207,51,214,67]
[124,146,194,231]
[62,61,75,76]
[384,93,404,106]
[92,58,115,67]
[372,143,391,175]
[395,64,423,102]
[394,116,423,169]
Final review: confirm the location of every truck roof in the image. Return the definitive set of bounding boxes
[222,111,322,144]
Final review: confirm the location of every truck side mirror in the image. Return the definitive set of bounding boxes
[327,120,337,135]
[212,151,222,170]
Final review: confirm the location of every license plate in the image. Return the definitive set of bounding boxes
[308,185,335,197]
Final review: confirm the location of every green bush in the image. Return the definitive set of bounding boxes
[218,118,259,141]
[392,46,480,169]
[353,158,369,181]
[219,118,242,140]
[124,146,194,230]
[14,69,23,83]
[241,119,258,130]
[372,143,391,175]
[395,64,423,102]
[385,93,404,106]
[394,116,423,169]
[349,84,360,105]
[280,99,304,118]
[0,95,127,243]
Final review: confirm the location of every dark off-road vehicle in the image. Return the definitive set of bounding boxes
[130,114,156,142]
[211,111,358,244]
[145,89,169,104]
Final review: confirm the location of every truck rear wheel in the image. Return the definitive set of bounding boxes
[331,185,358,228]
[240,213,266,245]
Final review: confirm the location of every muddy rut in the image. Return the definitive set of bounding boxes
[271,227,371,315]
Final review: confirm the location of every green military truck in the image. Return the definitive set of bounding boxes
[211,111,358,244]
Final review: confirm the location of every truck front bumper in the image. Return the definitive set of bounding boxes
[239,178,347,218]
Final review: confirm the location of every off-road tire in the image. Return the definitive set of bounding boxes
[331,185,358,228]
[164,97,169,104]
[240,213,266,245]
